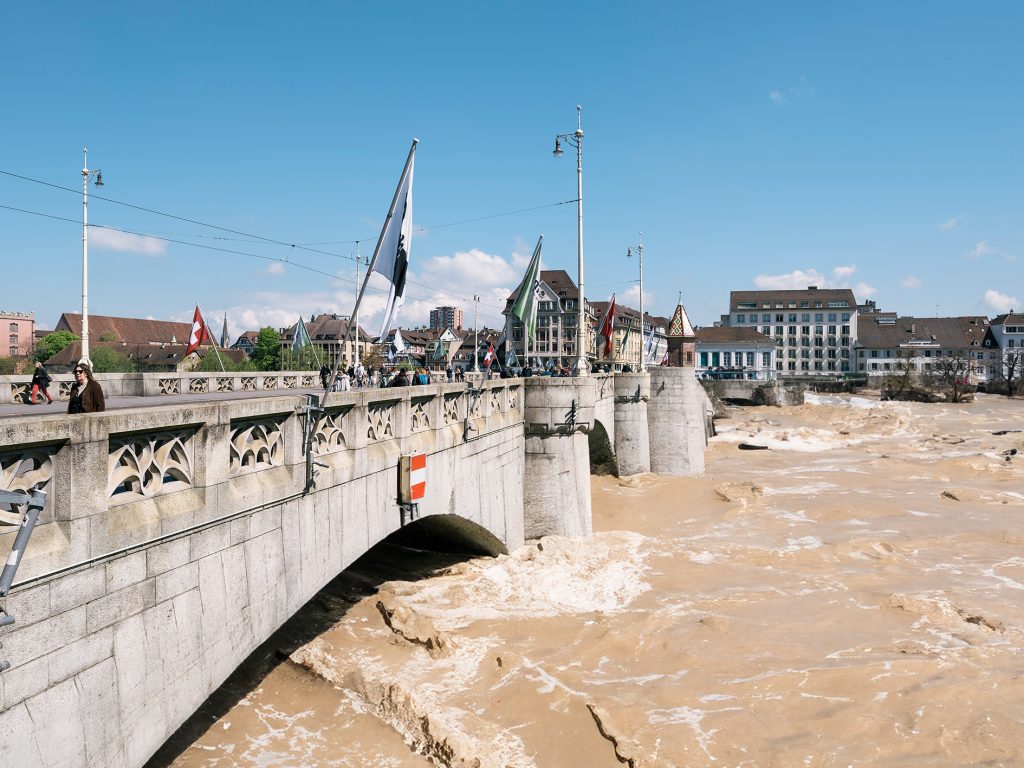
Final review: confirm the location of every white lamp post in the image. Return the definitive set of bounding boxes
[81,148,103,366]
[553,105,588,376]
[627,233,645,371]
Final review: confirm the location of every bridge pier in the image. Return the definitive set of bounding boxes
[521,377,596,539]
[648,367,712,475]
[613,373,651,476]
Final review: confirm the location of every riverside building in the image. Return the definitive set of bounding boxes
[721,286,859,376]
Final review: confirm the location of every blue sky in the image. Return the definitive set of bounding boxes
[2,2,1022,340]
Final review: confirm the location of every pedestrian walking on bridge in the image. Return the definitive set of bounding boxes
[68,363,105,414]
[30,362,54,404]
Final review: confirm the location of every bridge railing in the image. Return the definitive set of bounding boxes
[0,379,523,588]
[1,371,327,403]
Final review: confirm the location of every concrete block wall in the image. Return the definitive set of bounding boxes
[648,368,713,475]
[613,373,651,476]
[0,380,524,768]
[521,377,597,539]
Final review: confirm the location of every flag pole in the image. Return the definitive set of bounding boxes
[331,138,418,396]
[197,301,226,372]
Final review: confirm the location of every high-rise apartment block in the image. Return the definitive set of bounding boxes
[722,286,859,375]
[429,305,463,331]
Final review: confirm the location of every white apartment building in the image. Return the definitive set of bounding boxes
[723,286,858,376]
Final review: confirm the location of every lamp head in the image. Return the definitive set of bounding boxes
[94,171,104,188]
[627,247,633,258]
[552,137,564,158]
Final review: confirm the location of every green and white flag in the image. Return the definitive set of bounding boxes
[510,235,543,343]
[292,316,311,353]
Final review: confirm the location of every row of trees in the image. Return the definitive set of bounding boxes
[2,327,383,374]
[881,348,1023,401]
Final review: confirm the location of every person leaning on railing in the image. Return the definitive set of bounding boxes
[67,363,106,414]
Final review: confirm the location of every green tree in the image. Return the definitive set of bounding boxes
[360,349,383,372]
[0,356,15,375]
[90,346,136,373]
[193,350,237,372]
[97,331,119,342]
[250,327,281,371]
[34,330,79,362]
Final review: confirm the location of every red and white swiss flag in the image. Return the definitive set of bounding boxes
[483,343,496,367]
[185,305,209,356]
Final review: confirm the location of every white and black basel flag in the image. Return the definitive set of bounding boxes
[373,150,415,339]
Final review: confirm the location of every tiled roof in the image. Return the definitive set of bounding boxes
[856,316,989,349]
[44,341,246,366]
[729,287,857,311]
[991,312,1024,325]
[281,314,371,343]
[504,270,580,309]
[695,327,774,344]
[55,313,197,346]
[589,302,662,328]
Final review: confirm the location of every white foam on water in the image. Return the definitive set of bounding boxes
[763,483,840,496]
[647,705,740,759]
[690,551,717,564]
[390,532,652,630]
[778,536,824,554]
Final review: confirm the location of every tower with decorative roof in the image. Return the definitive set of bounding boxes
[666,294,697,366]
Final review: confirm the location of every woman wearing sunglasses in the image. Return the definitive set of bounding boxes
[68,363,106,414]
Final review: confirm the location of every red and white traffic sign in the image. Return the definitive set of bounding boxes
[399,453,427,503]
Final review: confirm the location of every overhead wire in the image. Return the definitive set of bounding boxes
[0,167,577,312]
[0,202,511,312]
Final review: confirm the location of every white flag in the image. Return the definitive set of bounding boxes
[373,148,416,339]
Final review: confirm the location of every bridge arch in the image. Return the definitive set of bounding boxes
[385,513,508,557]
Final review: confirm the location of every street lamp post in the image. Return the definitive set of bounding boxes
[81,148,103,366]
[627,233,645,371]
[553,105,588,376]
[472,294,480,373]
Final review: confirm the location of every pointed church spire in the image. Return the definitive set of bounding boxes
[220,313,229,349]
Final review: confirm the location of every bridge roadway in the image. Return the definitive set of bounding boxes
[0,369,712,768]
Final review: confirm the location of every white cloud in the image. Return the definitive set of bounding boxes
[983,289,1019,314]
[853,281,876,299]
[265,262,286,276]
[938,215,962,231]
[754,265,872,299]
[769,77,816,106]
[418,248,518,289]
[199,245,528,343]
[831,265,856,280]
[967,241,996,260]
[754,269,827,290]
[900,275,922,289]
[91,228,167,256]
[622,284,654,308]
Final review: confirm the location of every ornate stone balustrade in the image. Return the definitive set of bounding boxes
[0,379,523,585]
[1,371,324,403]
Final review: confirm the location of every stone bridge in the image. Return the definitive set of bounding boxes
[700,378,804,406]
[0,370,712,768]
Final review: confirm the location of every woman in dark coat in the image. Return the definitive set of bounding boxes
[30,361,54,404]
[68,363,105,414]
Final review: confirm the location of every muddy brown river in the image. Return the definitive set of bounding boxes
[160,393,1024,767]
